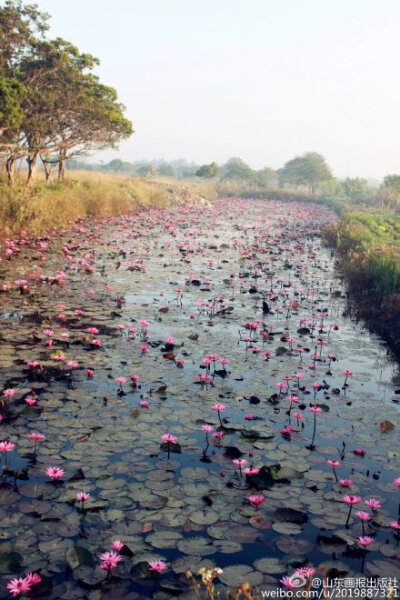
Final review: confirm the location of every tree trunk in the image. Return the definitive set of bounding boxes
[58,149,66,182]
[6,157,15,187]
[41,156,53,183]
[26,150,39,185]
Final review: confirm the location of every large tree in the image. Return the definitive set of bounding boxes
[0,1,133,185]
[0,0,49,184]
[278,152,333,194]
[19,37,132,183]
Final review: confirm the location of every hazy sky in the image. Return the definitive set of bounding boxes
[33,0,399,179]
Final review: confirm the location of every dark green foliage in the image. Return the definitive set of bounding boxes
[324,212,400,356]
[196,162,219,178]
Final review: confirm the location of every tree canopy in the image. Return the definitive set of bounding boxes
[0,1,133,185]
[196,162,219,178]
[222,157,254,181]
[341,177,372,202]
[278,152,333,194]
[383,175,400,191]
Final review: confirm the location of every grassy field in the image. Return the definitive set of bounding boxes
[324,211,400,356]
[0,171,215,236]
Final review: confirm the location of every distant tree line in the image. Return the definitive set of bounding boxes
[68,158,201,179]
[70,152,400,210]
[0,1,133,186]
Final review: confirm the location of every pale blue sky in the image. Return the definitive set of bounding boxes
[34,0,399,178]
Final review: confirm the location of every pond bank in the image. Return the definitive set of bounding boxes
[323,213,400,360]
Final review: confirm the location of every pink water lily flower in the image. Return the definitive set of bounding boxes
[0,441,15,454]
[365,498,381,509]
[232,458,248,467]
[25,573,42,586]
[281,425,292,437]
[76,491,90,502]
[202,424,213,433]
[67,361,79,369]
[343,495,362,505]
[45,466,65,480]
[355,510,370,521]
[87,327,99,335]
[99,550,123,573]
[148,560,168,574]
[24,397,37,407]
[339,479,353,487]
[357,536,374,548]
[244,467,260,476]
[343,495,362,528]
[111,540,125,551]
[28,433,45,442]
[248,494,265,509]
[99,550,123,564]
[280,576,298,589]
[6,577,32,597]
[162,433,178,444]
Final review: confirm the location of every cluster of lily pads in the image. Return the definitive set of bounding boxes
[0,199,399,598]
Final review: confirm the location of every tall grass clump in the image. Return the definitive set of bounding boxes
[324,212,400,356]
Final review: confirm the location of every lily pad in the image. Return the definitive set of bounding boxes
[254,557,286,574]
[273,507,308,524]
[189,509,219,525]
[219,564,264,586]
[0,551,22,574]
[146,530,183,549]
[276,537,313,555]
[66,546,94,570]
[177,536,217,556]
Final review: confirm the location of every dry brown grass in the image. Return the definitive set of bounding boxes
[0,171,215,236]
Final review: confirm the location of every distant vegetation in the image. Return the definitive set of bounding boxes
[69,153,400,213]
